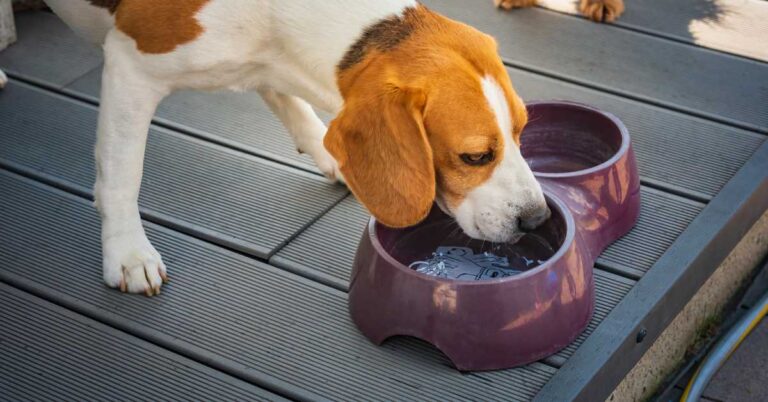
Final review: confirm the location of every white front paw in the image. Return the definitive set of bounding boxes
[0,69,7,89]
[316,150,345,184]
[102,231,168,296]
[306,141,345,184]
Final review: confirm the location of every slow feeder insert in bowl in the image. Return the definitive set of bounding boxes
[389,204,566,281]
[348,101,640,371]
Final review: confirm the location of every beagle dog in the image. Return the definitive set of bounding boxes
[16,0,552,295]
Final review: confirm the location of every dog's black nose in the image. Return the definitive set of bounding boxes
[519,204,551,232]
[517,217,531,233]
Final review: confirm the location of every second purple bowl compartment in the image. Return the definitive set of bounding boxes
[523,101,641,260]
[522,102,623,174]
[348,101,641,371]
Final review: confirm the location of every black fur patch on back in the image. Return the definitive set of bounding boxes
[87,0,121,13]
[338,6,421,72]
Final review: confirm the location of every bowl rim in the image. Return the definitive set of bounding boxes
[367,192,577,286]
[524,100,630,179]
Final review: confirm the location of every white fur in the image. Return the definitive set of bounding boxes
[95,32,170,294]
[0,68,6,89]
[40,0,416,293]
[454,76,548,242]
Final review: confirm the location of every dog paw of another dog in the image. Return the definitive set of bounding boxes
[0,69,7,89]
[579,0,624,22]
[102,231,168,296]
[494,0,538,10]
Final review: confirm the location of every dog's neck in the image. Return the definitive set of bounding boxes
[270,0,419,113]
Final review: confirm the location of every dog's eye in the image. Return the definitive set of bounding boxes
[460,151,494,166]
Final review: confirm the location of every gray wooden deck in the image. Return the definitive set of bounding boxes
[1,3,766,401]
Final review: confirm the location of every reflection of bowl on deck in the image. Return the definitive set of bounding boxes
[348,101,641,371]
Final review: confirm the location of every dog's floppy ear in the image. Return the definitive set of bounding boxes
[325,73,435,228]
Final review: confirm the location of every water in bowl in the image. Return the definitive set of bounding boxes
[389,218,558,281]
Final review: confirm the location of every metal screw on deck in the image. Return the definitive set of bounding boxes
[636,328,647,343]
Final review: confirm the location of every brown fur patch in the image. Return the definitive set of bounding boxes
[338,7,419,72]
[114,0,209,54]
[87,0,121,13]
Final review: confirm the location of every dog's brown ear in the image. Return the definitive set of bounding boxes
[325,77,435,228]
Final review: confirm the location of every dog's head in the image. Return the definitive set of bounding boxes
[326,6,549,242]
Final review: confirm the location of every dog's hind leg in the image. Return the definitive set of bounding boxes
[258,88,343,183]
[95,32,170,296]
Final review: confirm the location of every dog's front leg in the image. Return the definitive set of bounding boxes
[258,88,343,183]
[95,41,169,296]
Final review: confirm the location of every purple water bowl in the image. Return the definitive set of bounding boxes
[348,101,641,371]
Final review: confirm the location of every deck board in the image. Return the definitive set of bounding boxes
[270,196,368,289]
[0,170,556,401]
[67,66,322,173]
[0,81,347,259]
[554,270,635,363]
[0,284,284,401]
[423,0,768,132]
[0,12,101,87]
[536,0,768,62]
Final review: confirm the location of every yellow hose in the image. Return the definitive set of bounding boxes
[681,291,768,401]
